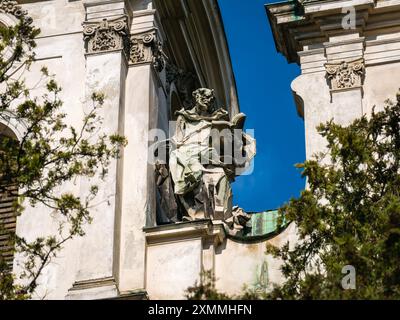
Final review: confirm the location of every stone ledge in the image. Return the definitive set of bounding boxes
[69,276,116,291]
[266,0,400,64]
[66,277,119,300]
[109,290,149,300]
[144,219,226,245]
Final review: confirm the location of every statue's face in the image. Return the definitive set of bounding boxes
[195,89,215,113]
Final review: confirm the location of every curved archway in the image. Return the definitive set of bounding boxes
[0,122,19,272]
[0,12,19,64]
[168,83,184,121]
[0,111,27,142]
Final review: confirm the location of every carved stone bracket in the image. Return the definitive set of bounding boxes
[128,30,165,72]
[325,58,365,91]
[83,16,129,54]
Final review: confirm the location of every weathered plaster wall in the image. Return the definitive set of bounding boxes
[13,1,87,300]
[293,37,400,160]
[214,223,297,297]
[10,0,245,300]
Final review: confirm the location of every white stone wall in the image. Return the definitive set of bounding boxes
[13,0,88,300]
[9,0,252,300]
[11,0,170,299]
[215,223,298,297]
[284,1,400,160]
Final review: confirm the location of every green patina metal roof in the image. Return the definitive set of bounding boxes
[230,210,288,242]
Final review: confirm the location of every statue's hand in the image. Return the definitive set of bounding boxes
[185,172,197,184]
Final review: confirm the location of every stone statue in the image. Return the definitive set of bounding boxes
[169,88,256,228]
[155,160,179,225]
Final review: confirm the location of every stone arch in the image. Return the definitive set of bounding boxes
[0,11,19,63]
[0,8,25,271]
[0,11,18,28]
[0,111,26,142]
[0,119,20,272]
[168,83,184,121]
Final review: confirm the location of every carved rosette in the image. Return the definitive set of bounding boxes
[325,58,365,91]
[0,0,32,23]
[83,17,128,54]
[128,31,165,72]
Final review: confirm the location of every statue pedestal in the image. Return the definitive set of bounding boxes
[144,220,226,300]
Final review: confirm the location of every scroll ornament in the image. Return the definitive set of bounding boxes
[325,58,365,90]
[83,17,128,54]
[129,31,165,72]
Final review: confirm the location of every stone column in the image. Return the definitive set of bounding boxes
[67,0,128,300]
[116,7,166,295]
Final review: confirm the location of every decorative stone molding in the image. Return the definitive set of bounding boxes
[297,0,318,4]
[83,16,129,54]
[325,58,365,91]
[144,219,226,246]
[69,277,116,291]
[66,276,118,300]
[0,0,30,22]
[128,30,165,72]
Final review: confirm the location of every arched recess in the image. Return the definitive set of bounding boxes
[0,12,19,64]
[0,8,27,271]
[168,83,184,122]
[0,121,19,272]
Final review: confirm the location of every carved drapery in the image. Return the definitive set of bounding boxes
[83,17,129,54]
[128,30,165,72]
[325,58,365,91]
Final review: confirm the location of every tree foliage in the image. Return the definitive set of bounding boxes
[268,93,400,300]
[0,3,126,299]
[186,94,400,300]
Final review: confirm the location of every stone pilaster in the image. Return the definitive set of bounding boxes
[324,35,365,125]
[116,6,165,295]
[67,0,129,300]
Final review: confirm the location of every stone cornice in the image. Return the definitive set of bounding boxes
[144,219,226,246]
[266,0,400,64]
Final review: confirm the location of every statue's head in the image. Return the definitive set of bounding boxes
[193,88,215,114]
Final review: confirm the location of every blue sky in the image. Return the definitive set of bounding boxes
[218,0,306,212]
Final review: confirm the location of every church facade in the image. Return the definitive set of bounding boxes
[2,0,400,300]
[1,0,295,300]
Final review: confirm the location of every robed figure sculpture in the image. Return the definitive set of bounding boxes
[169,88,256,225]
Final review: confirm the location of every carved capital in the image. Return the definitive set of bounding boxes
[128,30,165,72]
[83,16,129,54]
[325,58,365,91]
